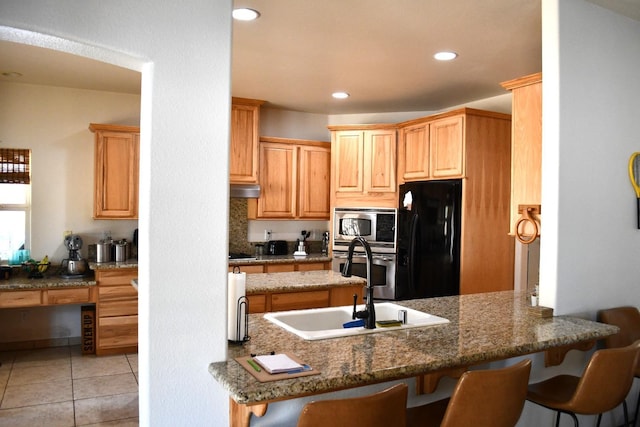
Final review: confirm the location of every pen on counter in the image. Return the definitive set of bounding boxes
[247,359,261,372]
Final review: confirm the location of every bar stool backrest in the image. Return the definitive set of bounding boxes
[296,383,408,427]
[440,359,532,427]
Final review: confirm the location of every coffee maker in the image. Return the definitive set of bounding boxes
[61,234,88,278]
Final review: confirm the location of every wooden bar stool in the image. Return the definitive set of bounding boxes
[598,306,640,427]
[296,383,408,427]
[406,359,531,427]
[527,341,640,427]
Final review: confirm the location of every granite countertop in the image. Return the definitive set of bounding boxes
[0,266,96,290]
[88,260,138,270]
[209,291,618,405]
[229,254,331,266]
[245,270,365,294]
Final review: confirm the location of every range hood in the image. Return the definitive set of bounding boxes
[230,184,261,198]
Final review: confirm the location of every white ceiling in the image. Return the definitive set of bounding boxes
[0,0,638,115]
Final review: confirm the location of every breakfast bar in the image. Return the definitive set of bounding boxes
[209,291,618,427]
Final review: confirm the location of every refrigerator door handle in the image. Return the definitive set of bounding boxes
[408,213,419,293]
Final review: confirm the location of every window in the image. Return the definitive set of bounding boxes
[0,148,31,262]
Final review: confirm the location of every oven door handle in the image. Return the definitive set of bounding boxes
[372,255,394,262]
[333,253,368,259]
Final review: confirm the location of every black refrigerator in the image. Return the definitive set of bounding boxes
[395,180,462,299]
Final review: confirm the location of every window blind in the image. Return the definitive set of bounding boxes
[0,148,31,184]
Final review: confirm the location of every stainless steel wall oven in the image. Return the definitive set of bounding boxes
[332,207,397,300]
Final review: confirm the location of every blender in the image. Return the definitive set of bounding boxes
[61,234,88,278]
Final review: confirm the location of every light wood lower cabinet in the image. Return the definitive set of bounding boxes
[228,261,330,274]
[95,268,138,356]
[247,284,363,314]
[0,290,42,307]
[0,287,97,308]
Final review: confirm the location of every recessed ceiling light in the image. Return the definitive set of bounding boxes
[434,51,458,61]
[332,92,350,99]
[232,8,260,21]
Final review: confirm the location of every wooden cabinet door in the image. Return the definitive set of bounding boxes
[429,116,464,178]
[298,144,330,219]
[333,131,364,193]
[90,124,139,219]
[230,100,261,184]
[364,130,396,193]
[399,123,430,182]
[504,74,542,236]
[257,142,297,218]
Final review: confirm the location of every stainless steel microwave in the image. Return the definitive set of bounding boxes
[333,207,397,253]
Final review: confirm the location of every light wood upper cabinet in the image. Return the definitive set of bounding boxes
[429,115,464,178]
[89,123,139,219]
[230,97,264,184]
[250,137,330,219]
[398,123,430,181]
[257,141,296,218]
[332,130,364,193]
[298,144,331,218]
[501,73,542,237]
[329,126,397,208]
[397,114,464,183]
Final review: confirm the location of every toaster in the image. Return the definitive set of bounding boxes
[266,240,288,255]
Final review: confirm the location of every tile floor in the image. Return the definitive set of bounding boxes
[0,346,138,426]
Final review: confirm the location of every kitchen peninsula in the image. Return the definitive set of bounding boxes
[209,291,618,427]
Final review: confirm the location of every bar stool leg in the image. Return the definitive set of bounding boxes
[634,390,639,427]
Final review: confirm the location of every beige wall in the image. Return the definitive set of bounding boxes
[0,81,140,343]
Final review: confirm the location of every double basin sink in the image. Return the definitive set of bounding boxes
[264,302,449,340]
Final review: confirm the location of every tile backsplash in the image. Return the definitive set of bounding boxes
[229,198,329,255]
[229,198,255,254]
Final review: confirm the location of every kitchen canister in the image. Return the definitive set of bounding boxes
[114,240,129,262]
[227,266,248,342]
[95,241,112,263]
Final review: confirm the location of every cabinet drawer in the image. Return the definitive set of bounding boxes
[296,262,328,272]
[99,285,138,301]
[265,264,295,273]
[99,299,138,317]
[98,315,138,348]
[0,290,41,308]
[96,269,138,286]
[247,294,266,314]
[47,288,91,305]
[271,290,329,312]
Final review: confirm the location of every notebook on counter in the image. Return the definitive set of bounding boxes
[253,353,304,374]
[235,352,319,382]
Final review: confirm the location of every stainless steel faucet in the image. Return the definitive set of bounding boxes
[341,236,376,329]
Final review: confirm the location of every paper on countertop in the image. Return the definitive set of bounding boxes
[403,190,413,209]
[253,353,303,374]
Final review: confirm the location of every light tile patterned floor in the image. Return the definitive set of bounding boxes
[0,346,138,426]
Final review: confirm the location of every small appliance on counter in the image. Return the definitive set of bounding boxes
[266,240,288,255]
[60,234,88,278]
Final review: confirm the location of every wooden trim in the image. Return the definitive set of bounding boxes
[396,107,511,129]
[231,97,265,106]
[230,399,268,427]
[327,123,397,131]
[501,72,542,90]
[544,340,595,367]
[260,136,329,147]
[89,123,139,133]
